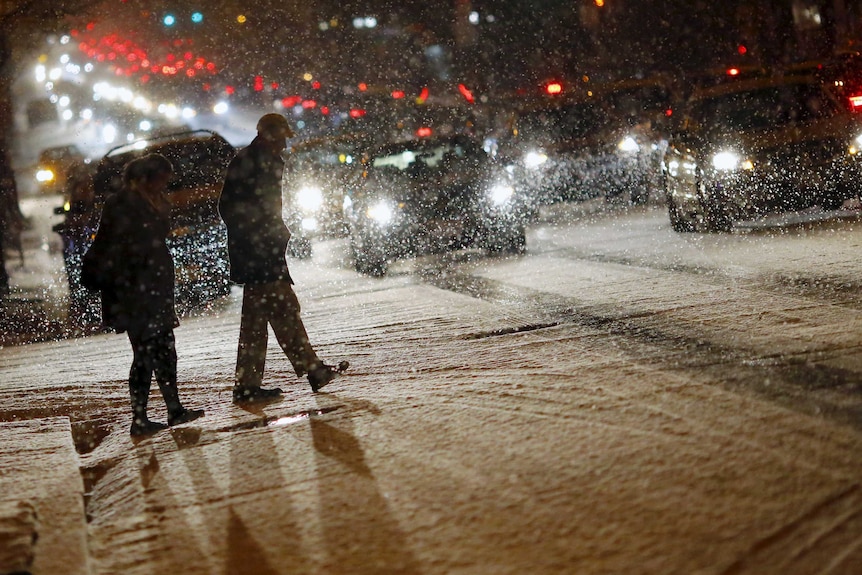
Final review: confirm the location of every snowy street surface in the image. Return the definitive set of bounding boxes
[2,201,862,574]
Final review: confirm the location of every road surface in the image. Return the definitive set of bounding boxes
[1,201,861,574]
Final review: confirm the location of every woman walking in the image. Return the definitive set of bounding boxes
[86,153,204,436]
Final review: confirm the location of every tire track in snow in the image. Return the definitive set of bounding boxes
[418,267,862,430]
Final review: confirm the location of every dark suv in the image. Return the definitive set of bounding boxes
[56,130,235,315]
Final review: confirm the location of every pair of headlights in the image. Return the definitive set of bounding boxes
[355,184,516,227]
[523,136,643,171]
[711,134,862,172]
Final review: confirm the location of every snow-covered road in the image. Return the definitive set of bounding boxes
[1,203,861,574]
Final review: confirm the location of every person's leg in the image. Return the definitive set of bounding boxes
[128,332,167,435]
[267,279,320,376]
[267,279,342,392]
[233,283,284,402]
[235,284,269,388]
[150,329,204,426]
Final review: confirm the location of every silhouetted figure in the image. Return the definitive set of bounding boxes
[218,113,347,403]
[83,153,204,436]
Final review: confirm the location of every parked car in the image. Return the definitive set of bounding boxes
[343,134,533,276]
[663,74,862,232]
[498,90,663,205]
[282,135,369,258]
[34,144,87,195]
[56,130,235,311]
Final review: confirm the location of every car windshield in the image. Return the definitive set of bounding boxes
[370,141,481,173]
[517,102,607,141]
[690,82,839,131]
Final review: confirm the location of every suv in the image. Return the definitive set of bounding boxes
[343,134,532,276]
[664,74,862,232]
[499,89,664,206]
[57,130,235,312]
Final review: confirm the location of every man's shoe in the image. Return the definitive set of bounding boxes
[130,419,169,436]
[232,386,283,403]
[308,364,339,393]
[168,408,205,427]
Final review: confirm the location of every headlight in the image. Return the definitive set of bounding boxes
[850,134,862,155]
[36,169,55,183]
[524,150,548,169]
[617,136,639,153]
[366,200,393,225]
[489,183,514,206]
[296,186,324,212]
[711,151,753,172]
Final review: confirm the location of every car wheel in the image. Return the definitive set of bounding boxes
[288,237,312,259]
[350,236,387,277]
[695,171,732,233]
[486,226,526,254]
[666,194,694,232]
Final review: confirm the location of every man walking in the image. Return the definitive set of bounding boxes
[219,113,346,403]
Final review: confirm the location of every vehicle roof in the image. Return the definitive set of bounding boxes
[686,73,821,102]
[103,129,230,160]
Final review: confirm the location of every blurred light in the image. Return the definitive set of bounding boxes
[367,201,393,225]
[458,83,475,103]
[139,120,152,131]
[36,169,55,183]
[191,12,203,23]
[80,108,93,120]
[392,90,405,99]
[712,151,741,171]
[417,87,429,104]
[524,150,548,169]
[546,81,563,95]
[617,136,639,152]
[416,126,433,137]
[35,65,46,82]
[163,14,176,26]
[297,186,324,212]
[213,101,229,114]
[849,95,862,109]
[181,107,196,119]
[103,124,117,144]
[489,184,514,205]
[237,15,246,24]
[349,108,366,118]
[358,82,367,91]
[469,11,480,25]
[727,68,740,76]
[738,44,747,55]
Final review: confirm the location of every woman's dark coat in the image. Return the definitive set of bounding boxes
[218,136,293,285]
[86,188,178,338]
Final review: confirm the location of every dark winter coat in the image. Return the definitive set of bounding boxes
[218,136,293,285]
[86,188,178,337]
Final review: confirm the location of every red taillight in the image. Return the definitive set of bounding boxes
[349,109,366,118]
[726,68,740,76]
[849,95,862,110]
[458,83,475,103]
[416,126,433,137]
[545,82,563,95]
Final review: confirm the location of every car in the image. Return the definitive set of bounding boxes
[282,135,369,258]
[57,129,236,310]
[663,74,862,232]
[34,144,87,195]
[342,134,533,276]
[497,90,662,206]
